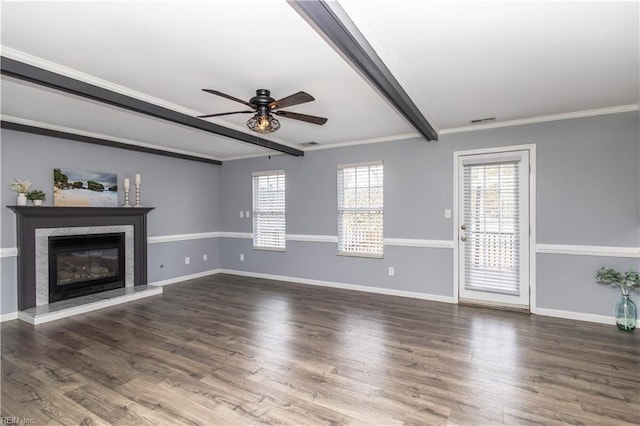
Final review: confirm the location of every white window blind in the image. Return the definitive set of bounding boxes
[463,160,520,295]
[252,171,285,249]
[338,162,383,256]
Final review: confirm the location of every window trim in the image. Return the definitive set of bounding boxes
[337,161,384,258]
[252,170,286,250]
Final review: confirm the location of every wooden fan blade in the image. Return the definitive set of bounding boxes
[269,91,315,110]
[197,111,254,118]
[202,89,254,107]
[274,110,328,125]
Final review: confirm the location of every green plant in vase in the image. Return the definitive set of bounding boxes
[26,189,46,206]
[596,267,640,332]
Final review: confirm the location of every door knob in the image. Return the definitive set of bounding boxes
[461,224,467,230]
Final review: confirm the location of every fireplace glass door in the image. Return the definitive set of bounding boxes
[49,233,126,302]
[56,248,119,285]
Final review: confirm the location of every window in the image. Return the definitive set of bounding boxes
[252,171,285,250]
[338,162,383,257]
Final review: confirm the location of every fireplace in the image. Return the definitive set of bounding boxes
[8,206,153,310]
[48,233,126,302]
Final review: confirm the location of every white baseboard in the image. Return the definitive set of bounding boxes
[4,269,636,328]
[535,307,640,327]
[148,269,221,287]
[218,269,457,304]
[0,312,18,322]
[218,270,640,327]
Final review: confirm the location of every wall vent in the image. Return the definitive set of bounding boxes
[470,117,496,124]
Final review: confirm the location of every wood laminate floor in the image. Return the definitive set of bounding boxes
[2,274,639,425]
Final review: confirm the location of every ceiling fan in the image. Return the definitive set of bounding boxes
[197,89,328,133]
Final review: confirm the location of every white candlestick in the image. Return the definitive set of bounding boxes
[135,174,141,185]
[123,178,130,190]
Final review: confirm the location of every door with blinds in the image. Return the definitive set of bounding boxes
[457,150,530,308]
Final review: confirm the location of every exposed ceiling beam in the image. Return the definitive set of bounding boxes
[289,0,438,141]
[1,120,222,165]
[0,57,304,157]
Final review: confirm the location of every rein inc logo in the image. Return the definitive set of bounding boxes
[1,418,34,424]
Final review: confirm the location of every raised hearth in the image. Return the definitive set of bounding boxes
[8,206,153,311]
[18,285,162,325]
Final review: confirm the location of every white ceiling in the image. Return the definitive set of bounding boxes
[1,1,638,160]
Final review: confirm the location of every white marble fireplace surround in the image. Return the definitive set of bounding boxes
[35,225,134,307]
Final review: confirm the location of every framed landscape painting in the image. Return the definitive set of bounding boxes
[53,168,118,207]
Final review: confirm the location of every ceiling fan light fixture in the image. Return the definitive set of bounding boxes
[201,88,326,133]
[247,113,280,133]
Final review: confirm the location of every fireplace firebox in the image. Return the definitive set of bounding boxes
[48,233,126,302]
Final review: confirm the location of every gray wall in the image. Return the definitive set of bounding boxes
[220,138,455,240]
[1,111,638,319]
[147,238,220,283]
[219,111,640,317]
[1,129,221,314]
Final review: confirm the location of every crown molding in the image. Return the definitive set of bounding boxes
[440,104,640,135]
[1,115,223,163]
[222,102,640,159]
[1,47,198,116]
[221,151,286,162]
[3,47,637,156]
[302,132,420,152]
[0,47,275,141]
[0,45,304,156]
[223,132,423,161]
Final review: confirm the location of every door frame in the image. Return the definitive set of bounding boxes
[453,144,537,313]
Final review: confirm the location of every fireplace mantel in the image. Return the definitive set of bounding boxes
[7,206,154,310]
[8,206,153,218]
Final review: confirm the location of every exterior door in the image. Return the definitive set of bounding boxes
[457,150,530,308]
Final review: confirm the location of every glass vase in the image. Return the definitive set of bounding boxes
[615,294,637,332]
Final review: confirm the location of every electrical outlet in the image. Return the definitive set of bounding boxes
[240,254,245,261]
[445,209,452,219]
[203,254,208,261]
[240,211,244,218]
[388,267,395,276]
[185,257,190,265]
